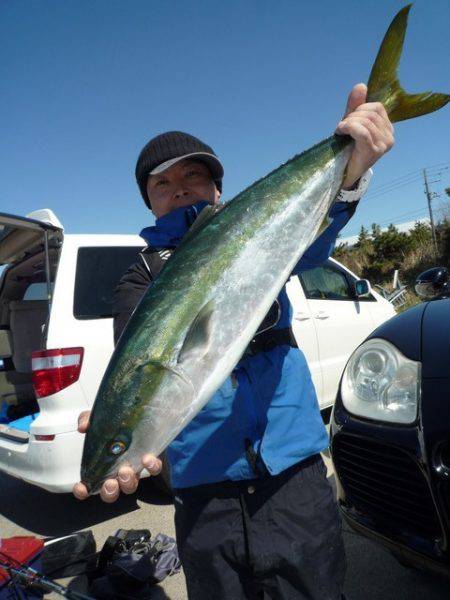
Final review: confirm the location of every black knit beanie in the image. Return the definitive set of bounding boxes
[135,131,223,210]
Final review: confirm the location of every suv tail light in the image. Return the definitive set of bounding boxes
[31,348,84,398]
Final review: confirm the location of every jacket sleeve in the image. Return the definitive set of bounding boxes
[112,259,153,346]
[291,200,358,275]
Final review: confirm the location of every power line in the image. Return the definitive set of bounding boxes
[342,162,450,237]
[367,172,424,194]
[364,163,450,200]
[379,206,430,223]
[364,176,423,200]
[353,201,449,235]
[435,200,450,219]
[343,204,449,239]
[376,208,430,228]
[365,161,450,195]
[364,166,450,201]
[366,200,450,229]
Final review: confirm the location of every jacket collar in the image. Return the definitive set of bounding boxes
[140,200,210,249]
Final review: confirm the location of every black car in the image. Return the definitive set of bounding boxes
[331,267,450,574]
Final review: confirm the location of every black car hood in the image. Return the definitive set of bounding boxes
[367,301,426,361]
[421,297,450,379]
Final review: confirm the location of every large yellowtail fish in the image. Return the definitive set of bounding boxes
[81,5,448,493]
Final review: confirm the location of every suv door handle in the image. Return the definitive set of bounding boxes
[294,312,311,321]
[315,311,330,319]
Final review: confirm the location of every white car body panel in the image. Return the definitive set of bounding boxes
[286,276,323,403]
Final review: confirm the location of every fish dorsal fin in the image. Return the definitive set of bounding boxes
[181,204,222,246]
[367,5,449,123]
[178,300,215,365]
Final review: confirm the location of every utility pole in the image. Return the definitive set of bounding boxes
[423,168,439,259]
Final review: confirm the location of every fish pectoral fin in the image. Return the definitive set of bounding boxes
[140,360,195,398]
[178,299,215,365]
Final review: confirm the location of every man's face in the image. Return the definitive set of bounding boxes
[147,158,221,218]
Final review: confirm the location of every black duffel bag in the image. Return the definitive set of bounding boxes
[42,530,97,579]
[88,529,181,599]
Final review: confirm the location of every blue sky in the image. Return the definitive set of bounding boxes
[1,0,449,240]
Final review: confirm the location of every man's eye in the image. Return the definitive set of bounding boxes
[186,170,201,177]
[155,179,168,186]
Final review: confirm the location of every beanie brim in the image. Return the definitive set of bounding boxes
[150,152,224,181]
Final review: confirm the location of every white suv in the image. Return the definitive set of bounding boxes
[0,209,395,493]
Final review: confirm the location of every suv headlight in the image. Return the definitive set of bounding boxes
[341,338,421,424]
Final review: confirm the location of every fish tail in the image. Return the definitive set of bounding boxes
[367,4,449,123]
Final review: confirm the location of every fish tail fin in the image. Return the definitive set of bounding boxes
[367,4,449,123]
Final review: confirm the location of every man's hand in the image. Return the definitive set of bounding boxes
[335,83,394,189]
[72,410,163,503]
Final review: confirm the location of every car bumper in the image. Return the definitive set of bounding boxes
[341,511,450,576]
[0,429,82,493]
[331,384,450,573]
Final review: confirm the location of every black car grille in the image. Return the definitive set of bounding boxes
[333,434,442,539]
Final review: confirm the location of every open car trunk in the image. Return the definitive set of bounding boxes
[0,210,63,441]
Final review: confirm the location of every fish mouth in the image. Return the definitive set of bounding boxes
[82,479,101,496]
[81,467,117,496]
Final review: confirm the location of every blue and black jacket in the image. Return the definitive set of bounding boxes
[113,198,359,488]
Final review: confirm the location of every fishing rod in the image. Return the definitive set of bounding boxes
[0,554,95,600]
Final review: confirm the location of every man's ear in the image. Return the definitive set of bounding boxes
[214,187,221,205]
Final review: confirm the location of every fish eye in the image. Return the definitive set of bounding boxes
[109,441,126,456]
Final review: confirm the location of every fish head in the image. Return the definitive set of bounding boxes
[79,359,186,495]
[80,377,149,494]
[80,420,135,494]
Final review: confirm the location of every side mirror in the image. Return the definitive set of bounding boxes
[354,279,372,298]
[415,267,449,300]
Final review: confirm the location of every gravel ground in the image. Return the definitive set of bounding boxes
[0,471,185,599]
[1,455,449,599]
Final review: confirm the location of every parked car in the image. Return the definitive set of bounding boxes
[0,209,395,493]
[331,267,450,575]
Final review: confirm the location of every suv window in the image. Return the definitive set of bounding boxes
[299,264,354,300]
[74,246,143,319]
[299,262,376,302]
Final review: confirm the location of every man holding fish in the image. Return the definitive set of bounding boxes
[73,82,393,597]
[73,6,450,596]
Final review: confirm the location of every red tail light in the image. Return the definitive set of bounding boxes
[31,348,84,398]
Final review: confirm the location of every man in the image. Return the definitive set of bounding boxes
[74,83,394,599]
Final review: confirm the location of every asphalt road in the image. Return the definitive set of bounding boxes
[1,461,449,599]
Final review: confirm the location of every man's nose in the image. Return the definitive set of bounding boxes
[173,185,189,199]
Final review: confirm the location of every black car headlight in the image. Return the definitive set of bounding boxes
[341,338,421,424]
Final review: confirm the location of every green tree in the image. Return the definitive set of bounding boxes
[409,221,432,250]
[370,224,413,276]
[355,225,373,253]
[436,218,450,262]
[371,223,382,240]
[379,224,413,258]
